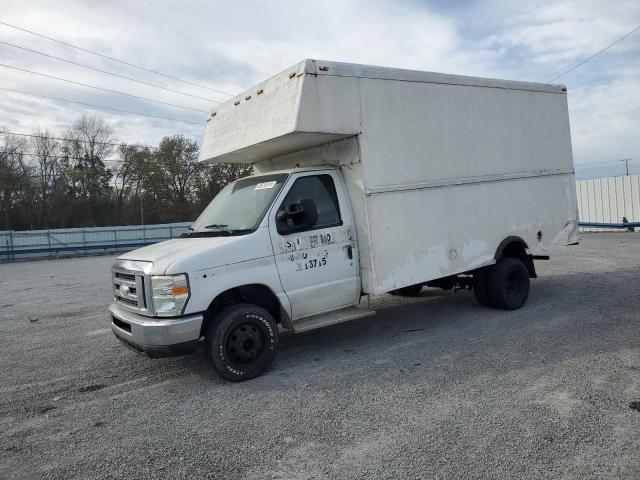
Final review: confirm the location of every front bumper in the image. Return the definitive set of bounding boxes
[109,303,203,358]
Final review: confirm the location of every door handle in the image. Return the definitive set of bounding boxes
[346,245,353,259]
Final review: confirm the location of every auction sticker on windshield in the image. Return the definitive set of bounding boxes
[254,181,277,190]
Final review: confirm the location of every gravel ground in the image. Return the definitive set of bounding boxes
[1,232,639,479]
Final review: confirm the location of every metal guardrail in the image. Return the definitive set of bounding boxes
[2,241,157,255]
[0,223,191,262]
[579,221,638,229]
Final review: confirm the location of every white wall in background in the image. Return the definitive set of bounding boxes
[576,174,640,232]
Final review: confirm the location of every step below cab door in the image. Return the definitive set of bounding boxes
[269,171,360,320]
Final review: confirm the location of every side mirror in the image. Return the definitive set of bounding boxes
[277,198,319,234]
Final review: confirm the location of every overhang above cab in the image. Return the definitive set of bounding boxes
[198,59,361,165]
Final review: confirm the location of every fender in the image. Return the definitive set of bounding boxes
[494,236,529,259]
[494,236,536,278]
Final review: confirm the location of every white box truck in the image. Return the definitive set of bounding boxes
[110,60,578,381]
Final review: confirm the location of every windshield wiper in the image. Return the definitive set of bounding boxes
[185,226,256,237]
[202,224,235,235]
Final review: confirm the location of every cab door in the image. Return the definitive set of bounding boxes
[269,171,359,320]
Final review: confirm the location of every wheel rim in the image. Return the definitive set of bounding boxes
[226,323,264,364]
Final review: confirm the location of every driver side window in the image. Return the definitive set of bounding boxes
[277,174,342,233]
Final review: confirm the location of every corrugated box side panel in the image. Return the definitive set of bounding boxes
[357,78,573,190]
[356,76,576,293]
[364,174,578,293]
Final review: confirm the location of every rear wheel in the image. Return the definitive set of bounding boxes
[473,267,493,307]
[389,284,423,297]
[205,304,279,381]
[488,258,530,310]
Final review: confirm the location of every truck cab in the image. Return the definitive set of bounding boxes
[111,167,366,380]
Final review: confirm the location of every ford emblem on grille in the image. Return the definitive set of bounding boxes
[119,284,130,297]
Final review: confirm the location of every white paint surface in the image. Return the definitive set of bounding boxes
[120,60,579,324]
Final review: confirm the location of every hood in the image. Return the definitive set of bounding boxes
[118,227,273,275]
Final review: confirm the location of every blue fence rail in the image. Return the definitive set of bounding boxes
[0,223,191,262]
[579,221,639,230]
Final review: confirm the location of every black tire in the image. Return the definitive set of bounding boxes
[389,284,423,297]
[205,304,279,381]
[473,267,493,307]
[488,258,530,310]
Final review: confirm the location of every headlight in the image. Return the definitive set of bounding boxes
[150,274,190,317]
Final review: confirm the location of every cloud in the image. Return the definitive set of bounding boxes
[483,0,640,78]
[0,0,638,178]
[478,0,640,176]
[570,67,640,165]
[1,0,495,147]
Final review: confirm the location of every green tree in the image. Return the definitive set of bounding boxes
[151,135,202,221]
[60,115,114,226]
[194,162,253,211]
[1,115,258,229]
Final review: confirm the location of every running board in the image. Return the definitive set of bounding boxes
[292,307,376,333]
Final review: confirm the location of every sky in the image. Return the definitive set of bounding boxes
[0,0,638,179]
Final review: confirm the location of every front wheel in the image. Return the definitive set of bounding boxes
[205,304,279,381]
[488,258,530,310]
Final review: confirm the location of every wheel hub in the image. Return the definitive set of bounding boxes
[226,324,264,363]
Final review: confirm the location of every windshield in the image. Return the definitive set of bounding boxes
[189,173,288,235]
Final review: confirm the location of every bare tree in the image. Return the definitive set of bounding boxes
[113,144,152,224]
[0,115,257,229]
[0,131,31,229]
[63,115,114,163]
[31,130,59,228]
[61,115,115,225]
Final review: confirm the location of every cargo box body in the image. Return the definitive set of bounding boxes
[200,60,578,294]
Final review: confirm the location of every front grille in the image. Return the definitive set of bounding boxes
[118,296,138,307]
[113,269,147,313]
[117,272,136,281]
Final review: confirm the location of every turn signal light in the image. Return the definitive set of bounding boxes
[172,286,189,296]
